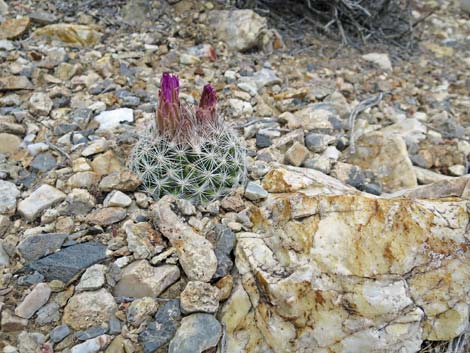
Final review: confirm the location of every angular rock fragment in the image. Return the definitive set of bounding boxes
[26,242,107,283]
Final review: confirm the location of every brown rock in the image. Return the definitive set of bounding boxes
[0,17,30,39]
[32,24,101,46]
[0,76,34,91]
[86,207,127,226]
[113,260,180,298]
[63,289,117,330]
[0,133,21,155]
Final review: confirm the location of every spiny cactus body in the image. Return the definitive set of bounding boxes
[129,73,246,204]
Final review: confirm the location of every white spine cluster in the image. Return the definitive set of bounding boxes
[128,121,246,204]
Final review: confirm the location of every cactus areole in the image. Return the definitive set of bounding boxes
[129,73,246,204]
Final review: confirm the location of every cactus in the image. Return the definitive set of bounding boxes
[129,73,246,204]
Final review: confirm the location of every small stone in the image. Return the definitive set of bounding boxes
[29,11,58,25]
[108,316,122,335]
[244,181,268,201]
[35,302,60,325]
[15,282,51,319]
[27,142,49,156]
[99,170,141,192]
[449,165,466,176]
[176,199,196,216]
[228,99,253,117]
[0,133,22,154]
[50,324,71,343]
[125,221,156,259]
[95,108,133,130]
[0,215,10,237]
[0,17,30,40]
[63,289,117,330]
[17,331,46,353]
[75,325,108,341]
[0,180,20,215]
[104,191,132,208]
[168,313,222,353]
[114,260,180,298]
[76,264,107,292]
[0,76,33,91]
[26,242,107,283]
[256,132,273,148]
[17,233,67,262]
[62,188,96,216]
[91,150,123,176]
[82,139,109,157]
[303,155,333,174]
[30,152,57,172]
[86,207,127,226]
[17,184,66,221]
[29,92,53,116]
[0,241,9,266]
[305,132,336,153]
[288,103,340,131]
[67,171,101,189]
[139,299,181,353]
[70,335,111,353]
[1,310,28,332]
[179,53,200,65]
[215,275,233,301]
[244,68,281,89]
[362,52,393,71]
[180,281,220,314]
[127,297,158,326]
[285,142,309,167]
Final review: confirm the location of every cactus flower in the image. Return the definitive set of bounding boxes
[196,84,218,126]
[157,73,181,138]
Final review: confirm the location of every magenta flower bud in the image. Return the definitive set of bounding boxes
[197,84,217,126]
[199,84,217,109]
[157,73,181,137]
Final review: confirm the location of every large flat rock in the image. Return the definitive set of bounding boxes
[221,167,470,353]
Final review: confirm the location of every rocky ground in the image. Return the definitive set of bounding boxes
[0,0,469,352]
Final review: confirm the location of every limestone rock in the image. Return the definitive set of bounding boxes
[17,184,66,221]
[33,24,101,46]
[99,170,141,192]
[86,207,127,226]
[0,76,33,91]
[151,196,218,282]
[0,133,22,154]
[345,132,417,192]
[113,260,180,298]
[104,190,132,208]
[70,335,111,353]
[208,10,267,51]
[362,52,393,71]
[124,221,156,259]
[63,289,117,330]
[76,264,107,292]
[0,17,30,40]
[94,108,133,131]
[15,283,51,319]
[0,180,20,215]
[180,281,220,314]
[288,103,340,131]
[29,92,53,116]
[222,179,470,352]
